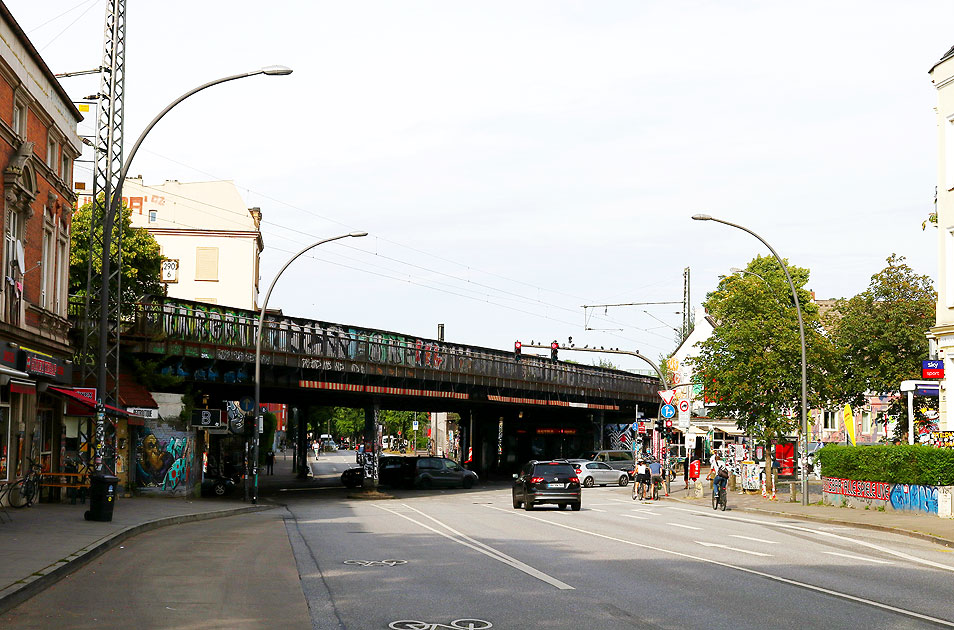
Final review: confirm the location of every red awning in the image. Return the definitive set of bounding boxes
[47,386,130,419]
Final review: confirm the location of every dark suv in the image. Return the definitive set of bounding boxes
[512,460,581,511]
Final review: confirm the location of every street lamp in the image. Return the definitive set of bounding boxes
[95,66,293,463]
[691,213,809,505]
[252,231,368,503]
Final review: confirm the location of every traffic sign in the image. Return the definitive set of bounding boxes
[239,396,254,412]
[631,422,639,432]
[637,422,646,434]
[660,404,676,419]
[678,399,690,413]
[658,390,676,405]
[412,420,419,430]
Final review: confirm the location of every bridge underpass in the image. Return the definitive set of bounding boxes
[119,296,662,478]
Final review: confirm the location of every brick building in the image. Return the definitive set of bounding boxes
[0,3,85,499]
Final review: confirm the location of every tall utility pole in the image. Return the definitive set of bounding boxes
[682,267,692,340]
[79,0,126,410]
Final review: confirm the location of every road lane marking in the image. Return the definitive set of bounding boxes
[372,503,574,590]
[621,514,648,520]
[484,505,954,627]
[669,507,954,572]
[730,535,778,545]
[631,510,660,515]
[589,508,607,513]
[696,541,772,557]
[668,523,703,531]
[824,552,892,564]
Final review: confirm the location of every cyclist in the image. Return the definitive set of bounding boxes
[633,459,650,500]
[709,451,728,507]
[648,458,664,499]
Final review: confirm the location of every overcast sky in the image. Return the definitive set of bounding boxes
[9,1,953,372]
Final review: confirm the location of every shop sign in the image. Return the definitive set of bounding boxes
[126,407,159,420]
[535,428,577,435]
[18,346,72,384]
[65,387,97,416]
[190,409,223,428]
[0,341,17,369]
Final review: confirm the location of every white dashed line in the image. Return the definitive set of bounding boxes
[668,522,703,530]
[729,535,779,545]
[824,551,892,564]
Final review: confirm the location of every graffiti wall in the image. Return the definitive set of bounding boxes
[823,476,948,516]
[929,431,954,449]
[136,423,199,496]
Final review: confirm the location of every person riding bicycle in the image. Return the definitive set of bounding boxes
[709,451,729,503]
[633,459,650,500]
[648,458,663,498]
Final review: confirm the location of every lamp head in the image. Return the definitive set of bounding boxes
[691,213,712,221]
[349,231,369,238]
[729,267,743,273]
[261,65,294,76]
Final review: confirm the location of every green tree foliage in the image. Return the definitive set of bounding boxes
[826,254,936,405]
[693,255,837,444]
[70,199,164,303]
[330,407,365,441]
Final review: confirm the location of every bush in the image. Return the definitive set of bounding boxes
[817,444,954,486]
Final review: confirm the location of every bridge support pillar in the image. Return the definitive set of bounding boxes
[295,407,309,479]
[362,402,380,490]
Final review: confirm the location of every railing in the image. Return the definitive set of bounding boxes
[82,296,659,400]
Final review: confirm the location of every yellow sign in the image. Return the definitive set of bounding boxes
[77,103,90,112]
[844,404,855,446]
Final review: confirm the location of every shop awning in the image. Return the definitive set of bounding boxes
[47,386,130,419]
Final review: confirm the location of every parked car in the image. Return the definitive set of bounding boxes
[512,460,581,511]
[577,450,635,477]
[378,455,478,489]
[568,459,629,488]
[201,473,238,497]
[340,467,363,488]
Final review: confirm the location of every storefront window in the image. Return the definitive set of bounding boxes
[0,407,8,481]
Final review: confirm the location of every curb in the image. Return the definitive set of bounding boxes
[663,495,954,550]
[0,504,275,615]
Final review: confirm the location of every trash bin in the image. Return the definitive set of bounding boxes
[84,474,119,522]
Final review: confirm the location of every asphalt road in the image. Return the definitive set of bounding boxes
[287,451,954,629]
[6,451,954,630]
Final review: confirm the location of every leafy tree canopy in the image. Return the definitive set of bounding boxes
[692,255,837,442]
[70,199,164,304]
[827,254,936,405]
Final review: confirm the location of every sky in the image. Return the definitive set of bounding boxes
[8,1,953,372]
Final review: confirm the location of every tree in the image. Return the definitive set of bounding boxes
[827,254,936,405]
[692,256,838,481]
[70,198,164,304]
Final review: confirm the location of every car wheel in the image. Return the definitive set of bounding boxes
[583,477,594,488]
[571,502,581,511]
[523,499,534,511]
[513,496,521,509]
[618,475,629,487]
[462,477,474,489]
[213,481,227,496]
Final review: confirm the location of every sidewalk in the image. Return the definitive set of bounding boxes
[0,448,313,615]
[663,479,954,549]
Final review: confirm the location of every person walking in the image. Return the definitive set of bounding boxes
[266,449,275,475]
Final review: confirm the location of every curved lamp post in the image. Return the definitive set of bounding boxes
[692,214,808,506]
[96,65,293,420]
[252,231,368,503]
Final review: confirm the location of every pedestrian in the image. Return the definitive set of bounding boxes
[266,449,275,475]
[683,452,690,489]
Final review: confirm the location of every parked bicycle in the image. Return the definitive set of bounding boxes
[1,458,41,508]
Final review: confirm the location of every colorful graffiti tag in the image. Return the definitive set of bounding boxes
[824,476,939,515]
[889,484,939,515]
[823,477,892,501]
[136,426,198,495]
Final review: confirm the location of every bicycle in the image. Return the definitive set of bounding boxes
[4,459,41,508]
[633,477,648,501]
[711,481,727,511]
[651,476,662,501]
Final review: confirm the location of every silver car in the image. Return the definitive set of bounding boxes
[568,459,629,488]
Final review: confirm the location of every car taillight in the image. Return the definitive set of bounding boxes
[529,476,545,484]
[568,476,579,484]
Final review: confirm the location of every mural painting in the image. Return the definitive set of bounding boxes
[823,476,941,515]
[889,484,939,515]
[136,425,198,495]
[929,431,954,449]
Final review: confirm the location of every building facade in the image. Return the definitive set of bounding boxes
[78,178,263,311]
[929,45,954,431]
[0,4,83,498]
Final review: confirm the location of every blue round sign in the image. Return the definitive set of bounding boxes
[660,404,676,419]
[239,396,254,413]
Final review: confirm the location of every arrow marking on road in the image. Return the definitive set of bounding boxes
[695,541,772,557]
[824,551,892,564]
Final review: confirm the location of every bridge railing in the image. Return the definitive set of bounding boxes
[122,297,658,398]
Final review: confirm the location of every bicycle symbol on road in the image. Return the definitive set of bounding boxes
[343,559,408,567]
[389,619,492,630]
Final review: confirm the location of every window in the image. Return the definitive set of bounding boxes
[195,247,219,281]
[822,410,836,430]
[60,153,71,186]
[56,231,68,315]
[12,101,25,137]
[4,208,23,322]
[862,410,872,434]
[947,116,954,190]
[40,226,52,310]
[47,138,58,170]
[148,210,157,223]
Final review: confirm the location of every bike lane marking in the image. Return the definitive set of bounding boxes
[371,503,574,590]
[668,506,954,573]
[483,504,954,628]
[824,552,892,564]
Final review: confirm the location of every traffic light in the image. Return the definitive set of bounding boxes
[551,340,559,361]
[514,340,522,360]
[655,417,664,432]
